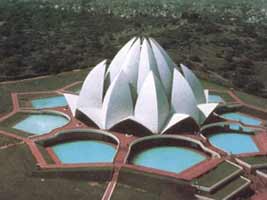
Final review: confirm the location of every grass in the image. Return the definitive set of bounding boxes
[117,167,195,199]
[111,183,159,200]
[64,82,83,93]
[235,91,267,110]
[201,79,267,109]
[201,79,229,91]
[0,68,89,115]
[0,134,20,147]
[201,176,248,200]
[0,144,107,200]
[192,161,240,188]
[241,156,267,165]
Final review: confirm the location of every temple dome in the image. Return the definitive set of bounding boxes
[64,37,218,134]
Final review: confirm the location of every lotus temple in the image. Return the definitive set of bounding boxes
[0,37,267,200]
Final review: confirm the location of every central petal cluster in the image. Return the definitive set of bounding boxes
[64,37,218,134]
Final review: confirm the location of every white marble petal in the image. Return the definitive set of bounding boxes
[77,60,106,109]
[181,64,206,104]
[102,71,134,129]
[135,72,169,133]
[63,93,78,116]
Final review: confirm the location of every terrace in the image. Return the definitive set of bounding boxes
[0,42,266,200]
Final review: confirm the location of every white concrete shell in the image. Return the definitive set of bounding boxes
[77,60,106,109]
[162,113,190,134]
[171,68,200,123]
[181,64,206,104]
[149,38,173,98]
[107,37,136,82]
[137,39,159,93]
[134,72,170,133]
[102,72,134,129]
[64,37,218,134]
[64,93,78,116]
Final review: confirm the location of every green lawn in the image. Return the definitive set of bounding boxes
[0,144,107,200]
[241,156,267,166]
[64,82,83,93]
[235,91,267,110]
[201,176,248,200]
[192,161,240,188]
[0,69,89,115]
[111,183,159,200]
[0,134,20,147]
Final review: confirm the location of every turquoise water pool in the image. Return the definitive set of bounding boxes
[52,140,116,163]
[209,132,259,154]
[31,96,67,109]
[222,113,261,126]
[131,146,205,173]
[208,94,224,103]
[229,123,252,132]
[13,114,69,135]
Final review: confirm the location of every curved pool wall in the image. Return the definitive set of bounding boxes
[39,129,119,164]
[31,95,67,109]
[208,132,259,154]
[201,122,255,133]
[221,112,262,126]
[13,111,70,135]
[127,136,218,174]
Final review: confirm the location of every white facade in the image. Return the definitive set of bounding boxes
[64,37,218,134]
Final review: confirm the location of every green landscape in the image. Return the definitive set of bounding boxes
[1,0,267,97]
[1,1,267,200]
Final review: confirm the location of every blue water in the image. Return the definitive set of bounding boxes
[52,140,116,163]
[13,114,69,135]
[132,146,205,173]
[222,113,261,126]
[229,123,252,132]
[31,96,67,109]
[209,132,259,154]
[208,94,224,103]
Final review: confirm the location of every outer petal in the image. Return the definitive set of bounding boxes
[198,103,218,118]
[64,93,78,116]
[180,64,206,104]
[102,71,134,129]
[79,107,103,128]
[107,37,136,82]
[171,68,200,123]
[121,38,141,87]
[149,38,173,98]
[161,113,190,134]
[135,72,170,133]
[77,60,106,109]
